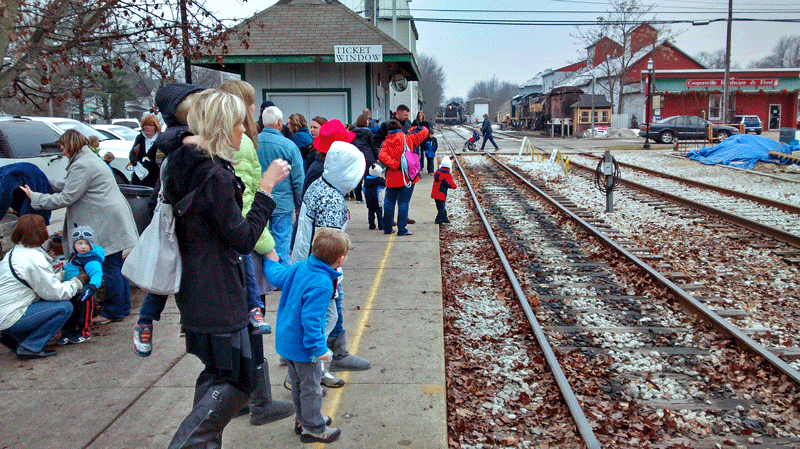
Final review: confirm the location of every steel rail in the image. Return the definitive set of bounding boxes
[574,154,800,215]
[565,158,800,249]
[485,152,800,387]
[448,141,602,449]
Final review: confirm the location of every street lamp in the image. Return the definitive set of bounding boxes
[643,58,654,149]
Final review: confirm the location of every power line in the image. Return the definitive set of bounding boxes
[408,8,798,14]
[411,17,800,26]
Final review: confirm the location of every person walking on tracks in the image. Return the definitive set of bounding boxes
[480,113,499,151]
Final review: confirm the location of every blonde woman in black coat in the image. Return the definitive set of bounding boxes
[162,89,291,449]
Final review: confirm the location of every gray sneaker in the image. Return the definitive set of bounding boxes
[300,426,341,443]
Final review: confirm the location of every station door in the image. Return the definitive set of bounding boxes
[266,92,349,124]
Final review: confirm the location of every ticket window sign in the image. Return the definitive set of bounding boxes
[334,45,383,63]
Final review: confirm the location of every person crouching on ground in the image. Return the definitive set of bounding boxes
[57,225,103,345]
[265,228,351,444]
[432,156,457,225]
[363,163,385,230]
[0,214,87,359]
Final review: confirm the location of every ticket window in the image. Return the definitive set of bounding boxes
[769,104,781,130]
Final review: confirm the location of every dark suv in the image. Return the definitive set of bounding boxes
[731,115,763,134]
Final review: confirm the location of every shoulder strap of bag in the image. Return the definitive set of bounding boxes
[8,249,32,289]
[173,165,223,217]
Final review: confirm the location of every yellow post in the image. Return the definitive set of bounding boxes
[564,156,569,177]
[531,145,535,162]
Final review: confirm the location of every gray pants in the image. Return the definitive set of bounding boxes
[286,359,326,433]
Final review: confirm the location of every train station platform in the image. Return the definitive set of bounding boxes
[0,174,448,448]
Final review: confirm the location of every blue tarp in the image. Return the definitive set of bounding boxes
[686,134,800,170]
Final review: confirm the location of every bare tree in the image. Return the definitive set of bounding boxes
[694,49,741,70]
[416,54,445,122]
[749,35,800,68]
[0,0,235,110]
[467,77,518,119]
[574,0,672,113]
[695,50,727,69]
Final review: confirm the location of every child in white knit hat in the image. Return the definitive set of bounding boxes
[431,157,457,225]
[362,163,386,230]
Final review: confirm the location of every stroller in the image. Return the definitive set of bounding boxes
[463,130,480,151]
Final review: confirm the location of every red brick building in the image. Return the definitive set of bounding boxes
[644,69,800,129]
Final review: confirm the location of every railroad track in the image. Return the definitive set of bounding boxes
[436,132,800,447]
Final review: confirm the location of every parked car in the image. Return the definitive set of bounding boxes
[731,115,763,135]
[92,124,140,141]
[0,117,67,183]
[24,117,133,183]
[640,115,740,144]
[111,118,141,130]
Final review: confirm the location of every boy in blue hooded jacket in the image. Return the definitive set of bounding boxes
[58,225,104,344]
[264,227,349,444]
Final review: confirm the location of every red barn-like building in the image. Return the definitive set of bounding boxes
[643,69,800,130]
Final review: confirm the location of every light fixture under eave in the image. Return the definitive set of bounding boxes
[692,20,711,26]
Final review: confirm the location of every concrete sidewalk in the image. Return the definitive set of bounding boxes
[0,173,447,449]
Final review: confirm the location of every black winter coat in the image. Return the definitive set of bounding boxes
[129,133,161,187]
[351,127,379,170]
[163,145,276,334]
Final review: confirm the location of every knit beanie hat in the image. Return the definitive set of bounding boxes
[440,156,452,169]
[368,163,383,178]
[313,119,356,153]
[71,225,95,249]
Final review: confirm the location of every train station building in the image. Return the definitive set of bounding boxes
[193,0,420,125]
[642,68,800,130]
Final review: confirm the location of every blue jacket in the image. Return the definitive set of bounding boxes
[265,255,341,362]
[291,128,313,151]
[256,127,305,215]
[64,245,105,289]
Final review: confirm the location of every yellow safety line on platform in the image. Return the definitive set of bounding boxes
[314,233,395,448]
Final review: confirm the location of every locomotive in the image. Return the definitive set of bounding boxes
[442,101,465,125]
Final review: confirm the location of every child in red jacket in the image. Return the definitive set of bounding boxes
[431,156,457,225]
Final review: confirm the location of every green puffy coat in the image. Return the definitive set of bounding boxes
[234,134,275,255]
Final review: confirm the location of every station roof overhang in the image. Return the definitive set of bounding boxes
[191,0,420,81]
[193,53,420,81]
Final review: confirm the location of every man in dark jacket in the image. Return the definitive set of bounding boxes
[480,113,499,151]
[373,104,411,148]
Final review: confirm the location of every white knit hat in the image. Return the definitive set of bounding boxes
[440,156,452,169]
[368,163,383,178]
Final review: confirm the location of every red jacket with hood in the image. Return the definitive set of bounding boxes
[378,127,429,189]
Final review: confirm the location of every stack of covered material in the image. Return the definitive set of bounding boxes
[687,134,799,170]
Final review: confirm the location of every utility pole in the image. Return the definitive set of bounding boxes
[392,0,397,39]
[180,0,192,84]
[722,0,732,123]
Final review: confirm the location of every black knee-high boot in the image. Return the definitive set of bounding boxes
[169,383,250,449]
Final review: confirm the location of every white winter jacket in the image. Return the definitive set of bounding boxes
[0,245,83,331]
[291,141,365,264]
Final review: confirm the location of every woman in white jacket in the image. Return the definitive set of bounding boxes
[0,215,85,359]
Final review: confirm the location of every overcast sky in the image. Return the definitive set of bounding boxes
[206,0,799,99]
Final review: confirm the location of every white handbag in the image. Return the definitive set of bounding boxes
[121,182,181,295]
[121,160,219,295]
